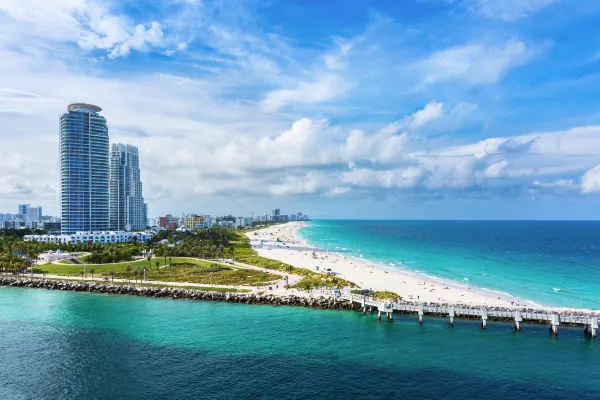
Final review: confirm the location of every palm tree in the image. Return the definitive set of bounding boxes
[109,270,115,283]
[126,265,132,282]
[26,248,39,276]
[155,260,160,271]
[133,270,139,284]
[169,257,172,267]
[80,270,84,280]
[146,255,152,270]
[90,268,96,280]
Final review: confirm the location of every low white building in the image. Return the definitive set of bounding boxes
[23,231,154,244]
[38,250,82,263]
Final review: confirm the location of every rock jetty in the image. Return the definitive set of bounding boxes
[0,277,359,310]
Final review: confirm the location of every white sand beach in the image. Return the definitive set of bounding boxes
[247,222,523,308]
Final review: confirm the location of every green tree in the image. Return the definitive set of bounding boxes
[109,270,115,283]
[126,265,132,282]
[155,260,160,271]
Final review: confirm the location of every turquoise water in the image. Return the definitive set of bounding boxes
[1,287,599,399]
[299,220,600,309]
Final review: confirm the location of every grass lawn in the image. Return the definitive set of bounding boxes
[38,257,201,276]
[145,262,281,286]
[36,257,281,286]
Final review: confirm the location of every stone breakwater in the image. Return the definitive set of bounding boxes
[0,278,359,310]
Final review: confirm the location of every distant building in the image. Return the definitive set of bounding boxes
[183,214,204,229]
[42,221,61,232]
[235,217,245,228]
[60,103,109,234]
[28,206,42,221]
[18,204,30,219]
[25,221,43,229]
[0,221,18,229]
[0,213,15,222]
[218,215,236,225]
[109,143,146,231]
[203,215,214,228]
[159,214,179,229]
[149,217,160,227]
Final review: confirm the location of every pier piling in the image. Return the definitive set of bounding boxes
[418,305,424,325]
[549,314,559,335]
[448,307,455,327]
[514,311,522,332]
[378,310,382,321]
[584,317,597,338]
[481,308,488,330]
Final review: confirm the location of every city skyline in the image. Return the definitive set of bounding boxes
[1,1,600,219]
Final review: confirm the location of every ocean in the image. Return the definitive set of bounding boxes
[1,287,599,400]
[299,220,600,309]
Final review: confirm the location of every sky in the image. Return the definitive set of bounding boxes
[1,0,600,220]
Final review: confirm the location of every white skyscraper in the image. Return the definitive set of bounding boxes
[60,103,109,234]
[109,143,146,231]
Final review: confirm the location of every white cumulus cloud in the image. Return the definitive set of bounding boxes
[581,165,600,193]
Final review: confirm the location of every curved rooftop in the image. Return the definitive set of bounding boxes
[67,103,102,113]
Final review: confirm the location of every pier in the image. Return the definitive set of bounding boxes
[343,294,598,337]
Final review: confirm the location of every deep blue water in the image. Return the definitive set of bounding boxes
[1,287,599,400]
[299,220,600,309]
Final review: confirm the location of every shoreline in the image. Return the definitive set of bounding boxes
[247,222,599,314]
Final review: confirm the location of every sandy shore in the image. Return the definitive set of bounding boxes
[248,222,537,309]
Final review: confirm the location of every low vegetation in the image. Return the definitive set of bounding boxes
[350,289,401,301]
[231,232,357,290]
[374,291,402,301]
[143,262,280,286]
[36,257,281,286]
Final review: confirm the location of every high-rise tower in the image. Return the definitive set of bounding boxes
[60,103,109,234]
[109,143,146,231]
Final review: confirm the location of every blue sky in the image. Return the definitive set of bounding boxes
[1,0,600,219]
